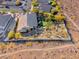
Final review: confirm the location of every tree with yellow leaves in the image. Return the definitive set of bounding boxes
[49,0,57,6]
[55,14,65,22]
[56,5,61,12]
[15,32,21,39]
[7,31,15,39]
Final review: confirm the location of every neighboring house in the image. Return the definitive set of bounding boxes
[2,0,16,5]
[38,3,52,12]
[17,12,37,32]
[1,0,28,11]
[0,14,16,38]
[37,0,50,3]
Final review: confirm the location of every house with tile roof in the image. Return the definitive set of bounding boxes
[17,12,37,32]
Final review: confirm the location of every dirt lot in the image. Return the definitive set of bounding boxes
[0,43,79,59]
[57,0,79,42]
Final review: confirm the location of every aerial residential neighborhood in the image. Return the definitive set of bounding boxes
[0,0,71,41]
[0,0,79,59]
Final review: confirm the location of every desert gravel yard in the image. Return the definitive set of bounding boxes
[57,0,79,42]
[0,43,79,59]
[17,22,71,41]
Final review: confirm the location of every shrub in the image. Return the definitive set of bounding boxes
[1,9,6,14]
[56,5,61,12]
[66,21,71,28]
[25,42,32,47]
[10,9,16,14]
[15,32,21,39]
[51,1,57,6]
[51,9,58,15]
[31,8,39,13]
[43,12,51,17]
[43,12,55,21]
[70,16,76,20]
[55,14,65,22]
[7,31,15,39]
[43,21,52,28]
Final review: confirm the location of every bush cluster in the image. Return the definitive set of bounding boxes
[7,31,21,39]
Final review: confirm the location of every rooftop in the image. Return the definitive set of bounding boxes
[0,14,12,29]
[17,12,37,32]
[39,3,52,12]
[37,0,49,3]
